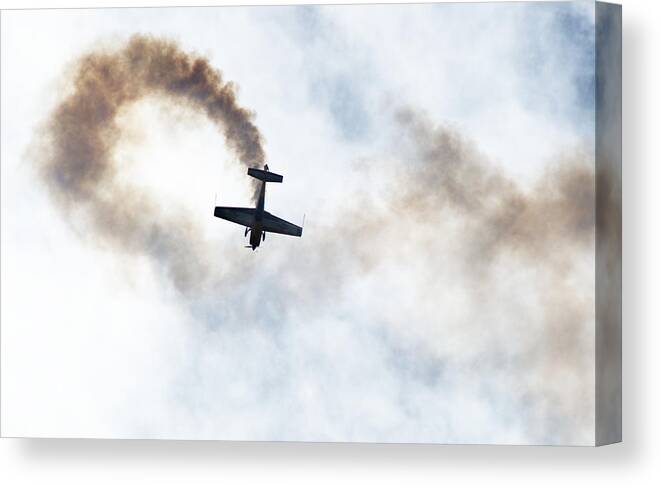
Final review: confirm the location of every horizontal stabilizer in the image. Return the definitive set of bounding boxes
[248,167,283,183]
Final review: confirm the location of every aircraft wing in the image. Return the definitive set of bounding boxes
[214,207,255,227]
[261,211,303,237]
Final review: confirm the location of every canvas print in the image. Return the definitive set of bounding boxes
[1,1,621,445]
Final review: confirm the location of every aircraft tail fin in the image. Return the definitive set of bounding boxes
[248,166,283,183]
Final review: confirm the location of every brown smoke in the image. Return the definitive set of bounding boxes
[396,110,596,442]
[34,35,265,293]
[393,108,595,263]
[308,109,595,284]
[278,110,596,443]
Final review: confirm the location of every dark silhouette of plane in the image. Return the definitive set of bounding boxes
[214,165,303,250]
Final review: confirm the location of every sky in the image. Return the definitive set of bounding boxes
[1,2,598,444]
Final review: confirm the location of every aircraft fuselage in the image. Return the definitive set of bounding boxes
[249,224,263,250]
[247,179,267,250]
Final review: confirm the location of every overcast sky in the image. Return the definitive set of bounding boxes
[2,2,597,444]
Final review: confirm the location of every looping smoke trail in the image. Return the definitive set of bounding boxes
[35,35,265,293]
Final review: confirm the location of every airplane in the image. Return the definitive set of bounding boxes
[214,164,303,250]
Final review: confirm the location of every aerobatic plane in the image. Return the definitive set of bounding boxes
[214,165,303,250]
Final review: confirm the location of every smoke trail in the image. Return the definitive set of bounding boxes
[308,109,595,283]
[392,108,595,259]
[272,110,597,442]
[392,110,597,442]
[34,35,265,293]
